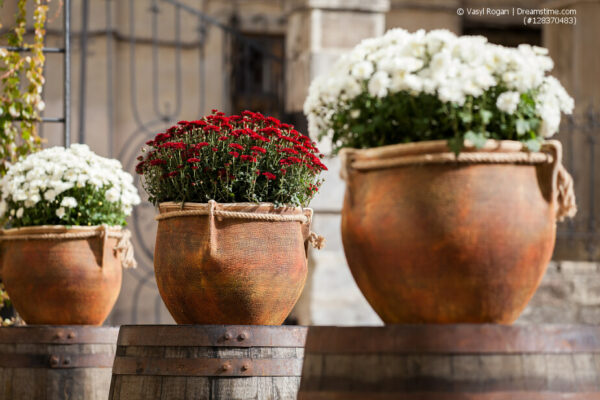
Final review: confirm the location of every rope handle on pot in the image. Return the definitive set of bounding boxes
[157,200,325,249]
[0,225,137,269]
[544,140,577,221]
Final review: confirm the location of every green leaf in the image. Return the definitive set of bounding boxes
[447,137,463,155]
[525,138,542,152]
[480,110,493,125]
[458,111,473,124]
[464,130,487,149]
[516,119,529,136]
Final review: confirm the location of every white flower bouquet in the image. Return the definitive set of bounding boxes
[304,29,574,153]
[0,144,141,227]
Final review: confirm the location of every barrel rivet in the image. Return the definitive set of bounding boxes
[238,332,248,341]
[223,332,232,341]
[241,363,250,371]
[67,332,76,339]
[221,363,231,372]
[54,333,62,340]
[63,358,71,366]
[49,355,59,367]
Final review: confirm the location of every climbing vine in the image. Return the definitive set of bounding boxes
[0,0,50,176]
[0,0,51,326]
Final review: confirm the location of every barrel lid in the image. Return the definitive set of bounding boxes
[117,325,307,347]
[304,325,600,354]
[0,326,119,344]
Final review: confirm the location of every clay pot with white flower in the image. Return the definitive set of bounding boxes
[136,110,326,325]
[0,144,141,325]
[305,29,577,324]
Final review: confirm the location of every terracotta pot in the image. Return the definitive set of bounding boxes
[0,226,124,325]
[340,140,574,324]
[154,202,311,325]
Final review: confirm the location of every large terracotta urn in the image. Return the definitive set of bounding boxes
[340,140,576,324]
[154,201,314,325]
[0,225,127,325]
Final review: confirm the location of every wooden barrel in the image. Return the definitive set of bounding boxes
[0,326,118,399]
[299,325,600,399]
[109,325,307,400]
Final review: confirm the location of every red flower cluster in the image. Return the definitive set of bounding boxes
[136,110,326,207]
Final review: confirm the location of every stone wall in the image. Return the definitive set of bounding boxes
[519,262,600,324]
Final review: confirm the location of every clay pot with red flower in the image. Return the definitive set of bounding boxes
[136,110,327,325]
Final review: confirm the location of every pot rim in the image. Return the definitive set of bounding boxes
[341,139,553,160]
[1,224,123,237]
[158,201,310,215]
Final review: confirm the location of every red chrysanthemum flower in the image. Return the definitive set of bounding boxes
[195,142,210,149]
[229,143,244,151]
[262,172,276,180]
[159,141,186,150]
[240,155,257,162]
[251,146,266,154]
[135,161,145,174]
[279,148,299,155]
[205,124,220,132]
[229,151,239,158]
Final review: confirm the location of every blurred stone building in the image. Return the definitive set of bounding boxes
[1,0,598,325]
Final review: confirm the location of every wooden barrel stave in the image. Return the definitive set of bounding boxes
[298,325,600,399]
[0,326,118,400]
[109,325,306,400]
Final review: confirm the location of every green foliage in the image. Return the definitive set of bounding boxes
[325,87,544,155]
[0,0,49,175]
[6,185,129,228]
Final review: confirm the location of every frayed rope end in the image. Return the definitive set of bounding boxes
[308,232,326,250]
[113,229,138,269]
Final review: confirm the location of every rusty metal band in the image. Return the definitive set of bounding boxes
[0,326,119,344]
[112,356,302,377]
[117,325,307,347]
[297,392,600,400]
[304,325,600,354]
[0,353,115,369]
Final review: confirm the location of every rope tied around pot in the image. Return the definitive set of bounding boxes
[340,140,577,222]
[0,225,137,269]
[155,200,326,249]
[556,163,577,221]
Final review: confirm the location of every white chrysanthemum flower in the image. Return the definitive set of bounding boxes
[351,61,374,80]
[496,91,521,114]
[60,197,78,208]
[56,207,66,219]
[43,190,57,202]
[368,71,391,98]
[16,208,23,218]
[105,188,120,203]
